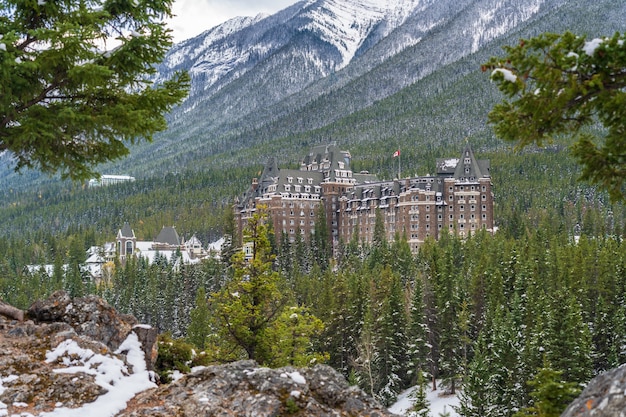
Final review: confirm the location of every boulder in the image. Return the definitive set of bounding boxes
[27,291,138,350]
[561,364,626,417]
[120,360,397,417]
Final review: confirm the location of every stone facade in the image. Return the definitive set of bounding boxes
[235,143,494,253]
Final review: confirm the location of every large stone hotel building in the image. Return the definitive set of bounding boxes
[235,143,494,253]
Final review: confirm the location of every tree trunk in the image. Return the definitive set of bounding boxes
[0,300,25,321]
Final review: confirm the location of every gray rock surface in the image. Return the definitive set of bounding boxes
[120,360,396,417]
[561,364,626,417]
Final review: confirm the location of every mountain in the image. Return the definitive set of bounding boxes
[1,0,625,238]
[115,0,624,173]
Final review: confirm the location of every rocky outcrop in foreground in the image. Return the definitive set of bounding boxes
[0,292,396,417]
[121,360,392,417]
[561,364,626,417]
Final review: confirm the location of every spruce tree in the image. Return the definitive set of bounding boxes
[0,0,190,179]
[455,341,491,417]
[187,287,211,350]
[206,207,288,364]
[514,362,581,417]
[407,370,430,417]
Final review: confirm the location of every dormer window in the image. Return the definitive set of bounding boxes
[287,177,293,183]
[464,158,471,164]
[298,177,303,184]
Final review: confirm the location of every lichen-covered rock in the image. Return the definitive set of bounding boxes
[27,290,138,350]
[119,360,397,417]
[561,364,626,417]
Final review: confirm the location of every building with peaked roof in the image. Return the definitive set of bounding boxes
[114,224,211,267]
[235,143,494,253]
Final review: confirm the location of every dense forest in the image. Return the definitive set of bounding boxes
[0,136,624,415]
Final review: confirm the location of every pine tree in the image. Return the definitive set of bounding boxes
[407,370,430,417]
[206,207,288,364]
[514,361,581,417]
[0,0,190,180]
[407,274,429,385]
[187,287,211,350]
[375,268,410,405]
[262,306,328,368]
[455,341,491,417]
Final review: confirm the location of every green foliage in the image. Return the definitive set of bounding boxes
[186,286,211,350]
[0,0,189,180]
[486,31,626,201]
[514,363,581,417]
[408,370,430,417]
[263,306,328,368]
[155,332,193,383]
[206,207,289,365]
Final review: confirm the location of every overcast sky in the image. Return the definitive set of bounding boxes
[168,0,299,42]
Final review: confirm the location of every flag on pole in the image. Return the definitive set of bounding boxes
[393,149,400,158]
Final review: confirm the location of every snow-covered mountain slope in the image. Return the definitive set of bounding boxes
[153,0,561,140]
[297,0,421,68]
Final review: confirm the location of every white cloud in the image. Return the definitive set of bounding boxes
[168,0,299,42]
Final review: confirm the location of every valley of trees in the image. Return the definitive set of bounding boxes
[0,142,624,415]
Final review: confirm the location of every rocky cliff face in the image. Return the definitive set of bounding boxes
[0,292,396,417]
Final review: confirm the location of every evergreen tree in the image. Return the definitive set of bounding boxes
[187,287,211,350]
[544,291,593,384]
[407,274,429,385]
[514,362,581,417]
[262,306,328,368]
[369,208,389,268]
[312,206,332,271]
[486,31,626,201]
[407,370,430,417]
[375,268,410,405]
[455,341,491,417]
[0,0,190,179]
[206,207,288,364]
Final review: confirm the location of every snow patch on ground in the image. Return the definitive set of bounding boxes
[34,332,155,417]
[389,383,460,416]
